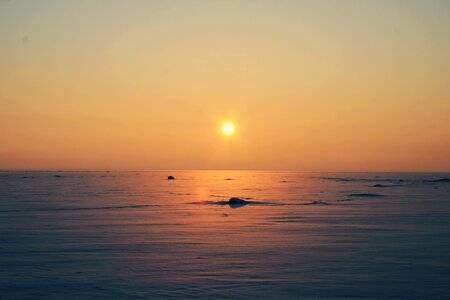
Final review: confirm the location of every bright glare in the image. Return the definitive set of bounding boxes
[221,122,235,136]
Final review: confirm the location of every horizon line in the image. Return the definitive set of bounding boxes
[1,169,449,173]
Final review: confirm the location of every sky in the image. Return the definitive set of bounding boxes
[1,0,449,171]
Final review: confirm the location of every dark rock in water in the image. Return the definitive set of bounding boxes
[229,197,246,204]
[167,176,175,180]
[54,175,64,178]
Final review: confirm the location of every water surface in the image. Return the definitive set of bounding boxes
[1,171,449,299]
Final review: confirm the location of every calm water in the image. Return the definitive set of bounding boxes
[1,171,450,299]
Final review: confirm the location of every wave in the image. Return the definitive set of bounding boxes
[372,184,403,188]
[348,193,384,197]
[0,204,157,213]
[321,177,450,184]
[187,199,333,207]
[303,201,330,205]
[428,178,450,183]
[187,200,277,206]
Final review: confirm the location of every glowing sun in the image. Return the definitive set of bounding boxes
[221,121,235,136]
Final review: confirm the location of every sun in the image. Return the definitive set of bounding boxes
[221,121,235,136]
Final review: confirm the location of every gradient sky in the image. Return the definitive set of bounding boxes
[1,0,449,171]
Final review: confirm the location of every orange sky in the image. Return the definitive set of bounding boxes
[1,0,449,171]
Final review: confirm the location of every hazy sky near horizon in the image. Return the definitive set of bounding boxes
[1,0,449,171]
